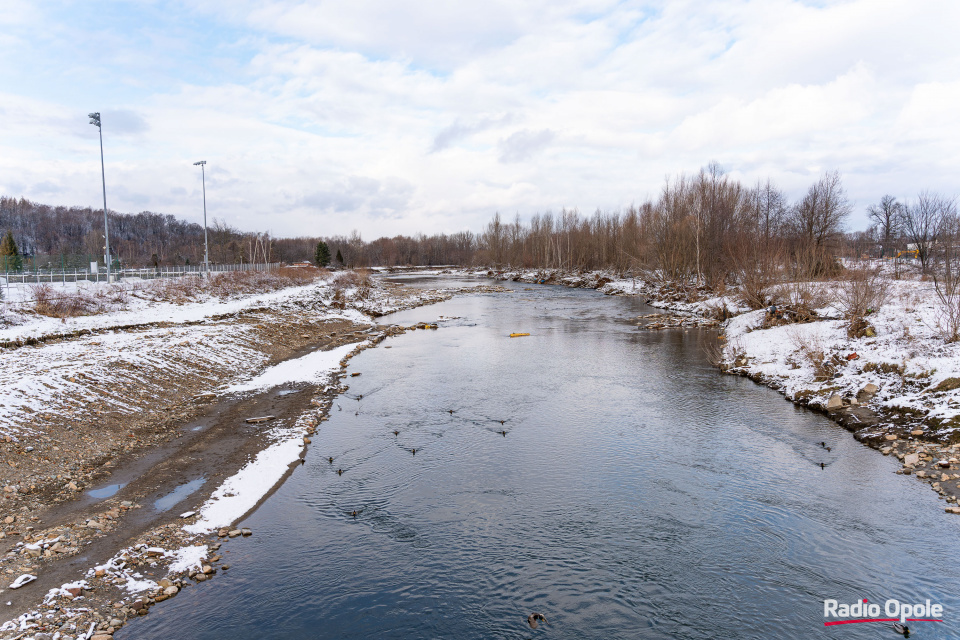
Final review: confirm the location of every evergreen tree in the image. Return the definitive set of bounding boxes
[0,230,22,272]
[336,248,344,265]
[314,241,331,267]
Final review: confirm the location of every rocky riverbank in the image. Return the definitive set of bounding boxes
[0,272,506,639]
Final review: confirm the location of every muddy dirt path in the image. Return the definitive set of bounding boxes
[0,328,369,615]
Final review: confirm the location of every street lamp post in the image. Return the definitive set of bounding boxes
[88,112,111,281]
[193,160,209,275]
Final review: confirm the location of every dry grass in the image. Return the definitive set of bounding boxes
[29,267,320,318]
[30,283,129,318]
[787,328,837,381]
[771,280,829,324]
[330,268,375,300]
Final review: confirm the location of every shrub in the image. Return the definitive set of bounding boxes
[835,263,889,338]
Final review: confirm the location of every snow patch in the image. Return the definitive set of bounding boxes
[225,343,355,394]
[184,434,306,533]
[167,545,209,574]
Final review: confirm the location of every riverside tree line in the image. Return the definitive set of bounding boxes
[3,165,958,287]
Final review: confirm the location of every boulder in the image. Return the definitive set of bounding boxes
[825,394,844,410]
[903,453,919,466]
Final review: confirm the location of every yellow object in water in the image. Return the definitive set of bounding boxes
[509,332,530,338]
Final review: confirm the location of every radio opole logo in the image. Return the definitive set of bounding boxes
[823,598,944,626]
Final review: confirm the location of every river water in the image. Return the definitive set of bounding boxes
[122,277,960,639]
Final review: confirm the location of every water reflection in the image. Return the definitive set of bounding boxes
[122,279,960,640]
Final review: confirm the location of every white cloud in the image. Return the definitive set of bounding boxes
[1,0,959,235]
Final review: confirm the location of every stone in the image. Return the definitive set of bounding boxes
[303,437,311,444]
[916,471,927,478]
[130,600,144,611]
[825,394,843,410]
[228,529,241,538]
[110,618,123,627]
[159,578,173,588]
[164,585,179,596]
[3,515,13,524]
[903,453,919,466]
[942,473,951,482]
[241,528,252,536]
[945,507,960,515]
[221,564,230,570]
[885,434,898,441]
[67,482,79,491]
[95,568,107,577]
[91,635,114,640]
[911,429,924,436]
[195,573,207,582]
[862,383,879,394]
[201,565,213,574]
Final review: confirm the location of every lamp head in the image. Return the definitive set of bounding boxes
[88,112,101,128]
[193,160,206,166]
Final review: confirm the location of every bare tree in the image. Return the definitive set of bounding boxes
[786,171,852,277]
[901,191,955,273]
[866,195,902,258]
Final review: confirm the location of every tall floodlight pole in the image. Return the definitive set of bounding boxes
[193,161,209,275]
[88,112,111,280]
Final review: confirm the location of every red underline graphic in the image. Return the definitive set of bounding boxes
[824,618,943,626]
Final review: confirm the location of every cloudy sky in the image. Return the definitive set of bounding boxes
[1,0,958,239]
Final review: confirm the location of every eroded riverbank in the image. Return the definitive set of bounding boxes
[0,274,507,638]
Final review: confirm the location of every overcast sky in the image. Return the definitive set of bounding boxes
[1,0,958,239]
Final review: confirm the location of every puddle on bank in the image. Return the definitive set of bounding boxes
[87,483,125,499]
[154,477,206,512]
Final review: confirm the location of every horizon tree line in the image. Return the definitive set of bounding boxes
[3,166,958,290]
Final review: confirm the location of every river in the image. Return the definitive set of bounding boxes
[121,276,960,639]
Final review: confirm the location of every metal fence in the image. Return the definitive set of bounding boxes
[0,261,281,286]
